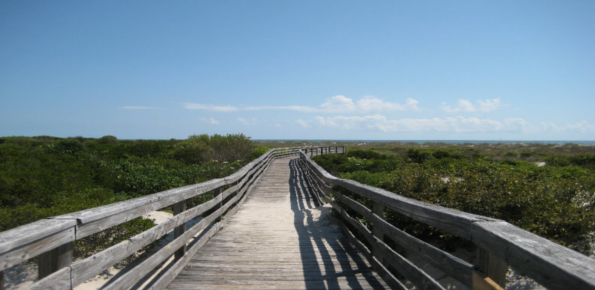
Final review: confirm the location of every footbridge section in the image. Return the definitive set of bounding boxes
[1,146,594,290]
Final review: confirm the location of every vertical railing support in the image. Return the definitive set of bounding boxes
[372,202,385,265]
[38,242,73,279]
[214,187,223,222]
[1,270,4,290]
[172,200,187,259]
[475,247,507,289]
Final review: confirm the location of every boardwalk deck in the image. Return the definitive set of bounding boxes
[167,157,389,290]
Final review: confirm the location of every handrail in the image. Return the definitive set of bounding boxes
[298,150,595,290]
[0,146,341,290]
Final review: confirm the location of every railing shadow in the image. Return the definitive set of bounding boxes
[288,159,387,290]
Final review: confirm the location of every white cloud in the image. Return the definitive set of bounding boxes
[441,98,501,113]
[238,117,258,126]
[565,121,595,133]
[184,95,419,114]
[300,115,595,134]
[477,98,502,112]
[200,117,220,124]
[306,115,503,132]
[356,96,420,112]
[118,106,158,110]
[183,103,239,112]
[245,105,319,113]
[296,119,311,128]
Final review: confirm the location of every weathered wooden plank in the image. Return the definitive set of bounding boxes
[56,178,225,224]
[340,210,374,247]
[25,266,71,290]
[221,162,267,220]
[0,225,75,271]
[472,220,595,290]
[370,212,475,287]
[168,279,384,290]
[184,260,369,269]
[376,239,446,290]
[174,272,385,281]
[0,219,75,256]
[472,271,505,290]
[147,221,223,290]
[305,166,333,199]
[335,219,406,290]
[102,215,220,290]
[70,196,221,286]
[303,164,332,204]
[38,242,72,279]
[339,195,372,219]
[173,201,187,259]
[477,246,507,288]
[223,151,273,184]
[339,208,441,290]
[103,190,243,290]
[229,152,272,188]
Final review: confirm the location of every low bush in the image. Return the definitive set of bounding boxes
[0,134,264,258]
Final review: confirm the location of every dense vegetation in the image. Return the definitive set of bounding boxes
[0,134,269,258]
[313,146,595,253]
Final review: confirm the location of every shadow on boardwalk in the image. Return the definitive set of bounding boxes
[289,159,387,290]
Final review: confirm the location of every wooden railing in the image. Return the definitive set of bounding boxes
[0,147,340,290]
[298,150,595,290]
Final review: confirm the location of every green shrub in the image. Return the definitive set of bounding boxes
[98,135,118,144]
[347,149,386,160]
[250,146,271,161]
[314,148,595,253]
[0,134,264,258]
[45,139,86,155]
[407,149,434,163]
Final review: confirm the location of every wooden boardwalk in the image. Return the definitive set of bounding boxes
[167,157,389,290]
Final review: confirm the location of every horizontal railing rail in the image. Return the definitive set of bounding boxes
[298,150,595,290]
[0,147,341,290]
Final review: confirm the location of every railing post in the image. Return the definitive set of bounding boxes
[172,200,187,259]
[372,201,385,265]
[475,247,507,289]
[38,242,73,279]
[1,270,4,290]
[214,187,223,222]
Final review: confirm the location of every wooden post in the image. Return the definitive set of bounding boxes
[476,247,507,289]
[38,242,73,279]
[372,202,385,265]
[172,200,187,259]
[214,187,222,222]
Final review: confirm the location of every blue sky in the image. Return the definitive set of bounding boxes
[1,1,594,140]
